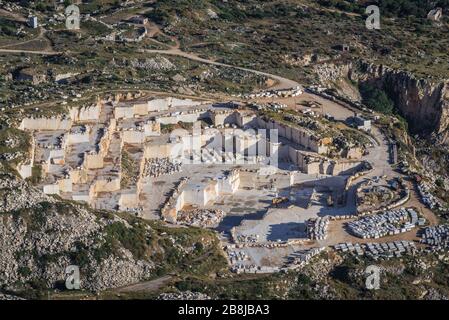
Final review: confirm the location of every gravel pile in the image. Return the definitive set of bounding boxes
[157,291,211,300]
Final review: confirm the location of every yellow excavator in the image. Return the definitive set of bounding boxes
[272,197,289,207]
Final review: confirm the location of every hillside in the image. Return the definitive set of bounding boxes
[0,165,226,299]
[0,0,449,301]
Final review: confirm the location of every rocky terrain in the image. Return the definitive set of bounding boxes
[355,62,449,142]
[314,59,449,144]
[1,0,449,301]
[0,171,225,298]
[157,291,211,300]
[168,250,449,300]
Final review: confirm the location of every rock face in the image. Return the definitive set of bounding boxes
[314,60,449,143]
[352,61,449,139]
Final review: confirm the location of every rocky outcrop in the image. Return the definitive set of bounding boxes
[352,61,449,139]
[157,291,212,300]
[0,174,54,212]
[314,60,449,143]
[0,293,25,300]
[0,176,154,293]
[0,173,223,296]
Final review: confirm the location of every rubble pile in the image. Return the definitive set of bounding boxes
[227,250,248,264]
[129,57,175,71]
[346,208,420,239]
[238,86,302,99]
[177,209,225,227]
[283,113,321,131]
[231,263,280,274]
[0,174,55,212]
[157,291,212,300]
[420,225,449,250]
[285,247,326,269]
[142,157,182,178]
[334,241,417,259]
[236,234,259,243]
[249,102,287,111]
[418,181,444,210]
[330,214,358,220]
[306,216,330,240]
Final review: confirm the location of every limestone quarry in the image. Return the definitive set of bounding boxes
[2,0,449,304]
[10,87,437,276]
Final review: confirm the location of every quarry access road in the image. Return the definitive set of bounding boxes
[0,48,60,55]
[115,275,173,293]
[143,48,300,91]
[0,27,45,48]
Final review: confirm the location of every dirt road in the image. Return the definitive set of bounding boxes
[115,275,173,293]
[0,48,60,55]
[144,48,299,91]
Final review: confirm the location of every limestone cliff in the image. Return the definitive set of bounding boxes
[314,60,449,144]
[352,62,449,139]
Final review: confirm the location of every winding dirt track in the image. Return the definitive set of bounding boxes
[0,48,59,55]
[143,48,300,91]
[115,275,172,293]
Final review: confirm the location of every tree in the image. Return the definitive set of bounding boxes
[359,83,395,114]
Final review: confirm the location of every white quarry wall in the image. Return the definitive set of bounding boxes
[148,98,170,112]
[144,143,172,159]
[157,112,204,125]
[18,164,33,179]
[58,178,73,193]
[171,98,199,107]
[20,117,72,131]
[236,113,257,128]
[119,192,139,209]
[115,98,204,119]
[122,130,145,144]
[45,163,62,174]
[44,184,60,195]
[72,193,90,203]
[181,180,222,208]
[93,178,121,193]
[70,169,88,184]
[212,112,235,126]
[144,142,184,159]
[133,103,149,116]
[48,149,65,160]
[115,107,134,119]
[181,186,202,206]
[143,121,161,136]
[175,191,185,212]
[217,171,240,194]
[70,104,101,122]
[157,116,178,125]
[256,117,327,154]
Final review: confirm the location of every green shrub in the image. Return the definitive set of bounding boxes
[359,83,394,114]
